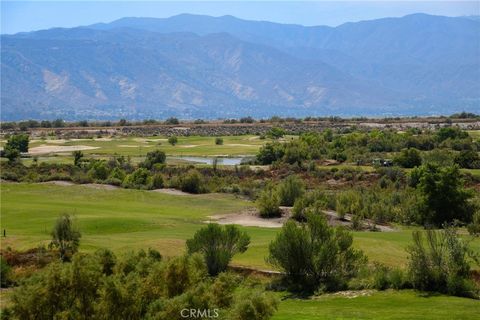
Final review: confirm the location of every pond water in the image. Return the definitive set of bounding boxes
[169,156,249,166]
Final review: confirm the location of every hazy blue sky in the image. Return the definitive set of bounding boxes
[2,1,479,34]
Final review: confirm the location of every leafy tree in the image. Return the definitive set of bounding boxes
[165,117,180,125]
[3,144,20,163]
[277,175,305,206]
[5,134,29,153]
[215,137,224,145]
[186,224,250,276]
[436,127,468,142]
[455,150,480,169]
[73,150,84,167]
[142,150,166,169]
[168,136,178,146]
[49,214,81,262]
[394,148,422,168]
[266,127,286,139]
[407,227,479,297]
[52,118,64,127]
[268,213,365,292]
[256,185,281,218]
[411,164,475,226]
[256,142,285,165]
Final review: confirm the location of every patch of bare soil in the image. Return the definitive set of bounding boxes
[207,207,395,231]
[82,184,119,190]
[206,207,290,228]
[28,145,99,155]
[39,180,75,186]
[151,188,193,196]
[323,210,395,232]
[315,290,375,299]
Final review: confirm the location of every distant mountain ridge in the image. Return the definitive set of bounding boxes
[1,13,479,120]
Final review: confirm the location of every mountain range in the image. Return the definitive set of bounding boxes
[1,13,479,120]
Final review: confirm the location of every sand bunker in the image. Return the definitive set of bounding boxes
[225,144,255,147]
[179,145,198,148]
[39,180,75,186]
[207,208,289,228]
[151,188,193,196]
[208,208,395,231]
[28,145,99,155]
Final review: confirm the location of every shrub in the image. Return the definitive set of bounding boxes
[215,137,224,145]
[5,134,29,153]
[0,256,11,287]
[292,190,330,221]
[165,117,180,125]
[150,173,164,189]
[277,175,305,206]
[412,164,475,226]
[180,170,203,193]
[168,136,178,146]
[229,289,278,320]
[257,185,281,218]
[142,150,166,169]
[186,224,250,276]
[268,213,366,292]
[394,148,422,168]
[123,168,150,189]
[49,214,81,262]
[407,227,479,298]
[88,161,109,181]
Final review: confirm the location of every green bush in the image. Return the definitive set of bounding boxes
[215,137,224,145]
[150,173,164,189]
[49,214,81,262]
[0,256,11,287]
[277,175,305,206]
[142,150,166,169]
[394,148,422,168]
[407,227,479,298]
[268,213,366,292]
[257,185,281,218]
[186,224,250,276]
[179,169,203,193]
[123,168,150,189]
[168,136,178,146]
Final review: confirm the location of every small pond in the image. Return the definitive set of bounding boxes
[168,156,252,166]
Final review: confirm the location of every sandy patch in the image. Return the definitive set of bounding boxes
[82,183,119,190]
[315,290,375,299]
[118,145,142,148]
[28,145,99,155]
[248,136,260,141]
[94,137,113,141]
[39,180,75,186]
[179,145,198,148]
[225,144,255,147]
[151,188,193,196]
[207,208,290,228]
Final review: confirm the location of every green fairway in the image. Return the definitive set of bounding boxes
[0,183,251,257]
[1,183,479,269]
[272,290,480,320]
[26,135,269,158]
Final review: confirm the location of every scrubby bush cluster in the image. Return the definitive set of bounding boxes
[7,251,277,320]
[256,128,479,168]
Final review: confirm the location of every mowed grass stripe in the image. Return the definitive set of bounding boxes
[1,183,479,269]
